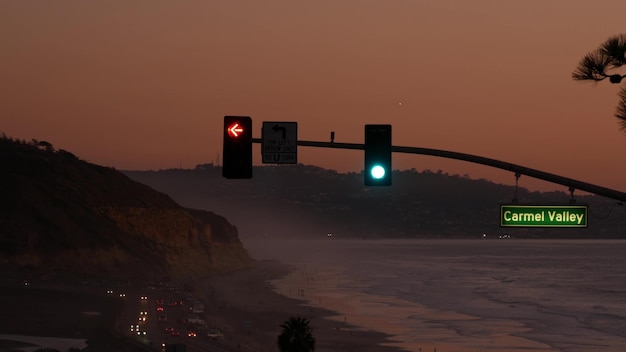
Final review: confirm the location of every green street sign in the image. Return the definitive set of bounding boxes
[500,204,588,228]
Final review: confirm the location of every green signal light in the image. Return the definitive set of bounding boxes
[364,124,391,186]
[370,165,386,179]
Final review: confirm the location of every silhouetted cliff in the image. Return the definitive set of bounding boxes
[0,136,253,280]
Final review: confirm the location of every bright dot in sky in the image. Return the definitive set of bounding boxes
[398,102,402,106]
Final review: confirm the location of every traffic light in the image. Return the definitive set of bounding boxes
[223,116,252,179]
[364,124,392,186]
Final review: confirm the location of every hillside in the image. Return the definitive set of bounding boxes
[125,164,626,239]
[0,137,253,280]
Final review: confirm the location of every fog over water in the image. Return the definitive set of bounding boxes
[244,239,626,352]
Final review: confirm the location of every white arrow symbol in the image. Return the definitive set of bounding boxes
[228,123,244,137]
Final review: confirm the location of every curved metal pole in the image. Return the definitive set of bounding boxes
[392,145,626,203]
[252,138,626,203]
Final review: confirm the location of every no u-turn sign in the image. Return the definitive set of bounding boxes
[262,122,298,164]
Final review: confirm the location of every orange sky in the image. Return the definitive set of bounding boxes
[2,1,626,193]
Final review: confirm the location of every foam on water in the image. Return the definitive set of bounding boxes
[245,238,626,352]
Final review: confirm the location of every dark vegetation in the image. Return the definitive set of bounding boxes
[126,164,626,239]
[0,135,251,281]
[277,316,316,352]
[573,33,626,130]
[0,135,255,352]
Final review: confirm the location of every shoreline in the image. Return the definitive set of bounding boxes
[264,260,557,352]
[0,259,406,352]
[199,259,408,352]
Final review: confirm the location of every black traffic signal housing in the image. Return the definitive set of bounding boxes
[364,124,392,186]
[223,116,252,179]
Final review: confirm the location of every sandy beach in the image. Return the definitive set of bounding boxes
[195,259,407,352]
[5,240,623,352]
[200,258,546,352]
[236,239,626,352]
[266,262,554,352]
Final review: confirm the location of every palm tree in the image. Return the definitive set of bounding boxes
[277,316,316,352]
[572,34,626,131]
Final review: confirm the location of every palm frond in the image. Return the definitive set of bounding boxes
[278,316,316,352]
[600,34,626,67]
[616,86,626,131]
[572,51,612,81]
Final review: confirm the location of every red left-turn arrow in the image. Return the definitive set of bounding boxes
[228,123,244,137]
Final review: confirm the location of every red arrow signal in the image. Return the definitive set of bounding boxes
[228,123,244,138]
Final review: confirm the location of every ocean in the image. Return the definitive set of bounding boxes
[243,238,626,352]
